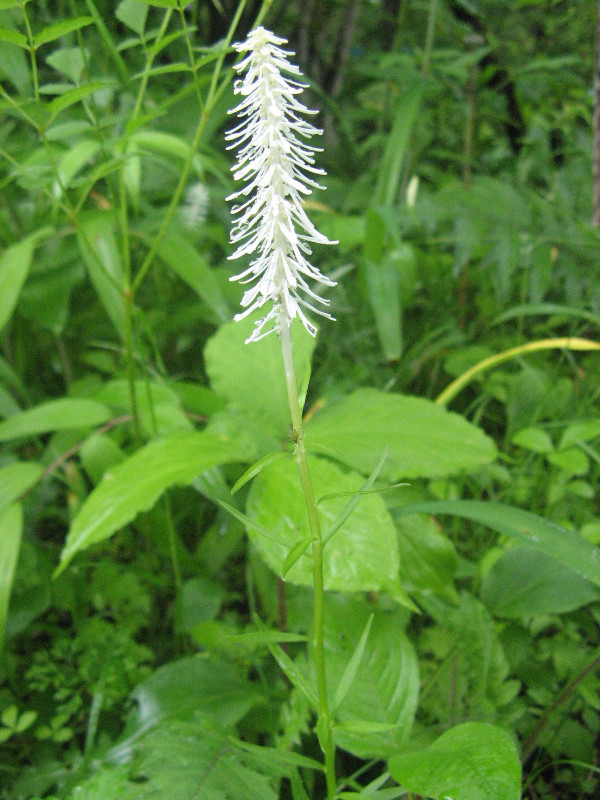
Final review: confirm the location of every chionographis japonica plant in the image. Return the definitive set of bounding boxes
[227,26,339,797]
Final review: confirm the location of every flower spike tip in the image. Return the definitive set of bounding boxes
[226,26,337,343]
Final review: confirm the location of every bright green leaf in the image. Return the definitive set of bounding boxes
[205,313,317,440]
[560,419,600,449]
[388,722,521,800]
[0,462,42,515]
[34,17,94,48]
[0,26,28,48]
[333,614,373,713]
[306,388,497,481]
[231,450,290,494]
[0,398,111,443]
[58,429,251,572]
[246,456,399,592]
[49,81,112,117]
[54,139,101,194]
[512,426,553,453]
[46,46,85,82]
[116,0,148,35]
[0,232,46,332]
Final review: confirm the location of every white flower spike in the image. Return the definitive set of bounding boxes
[226,26,337,343]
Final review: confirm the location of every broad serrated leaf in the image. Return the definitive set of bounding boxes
[110,656,264,758]
[205,313,316,440]
[245,455,399,592]
[388,722,521,800]
[58,429,250,572]
[306,388,496,481]
[318,597,419,758]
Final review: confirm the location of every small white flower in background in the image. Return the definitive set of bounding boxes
[226,26,337,343]
[182,182,210,228]
[406,175,419,208]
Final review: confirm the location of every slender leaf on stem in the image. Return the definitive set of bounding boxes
[0,27,28,48]
[253,616,318,708]
[298,356,312,414]
[290,767,311,800]
[216,498,283,545]
[0,463,43,515]
[231,451,290,495]
[323,448,388,545]
[0,229,51,332]
[333,614,373,713]
[282,536,314,578]
[224,630,307,647]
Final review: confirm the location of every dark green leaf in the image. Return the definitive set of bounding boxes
[394,500,600,588]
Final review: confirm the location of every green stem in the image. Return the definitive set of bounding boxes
[422,0,439,76]
[279,316,336,800]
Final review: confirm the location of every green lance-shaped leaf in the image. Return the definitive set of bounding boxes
[156,233,230,324]
[77,211,126,339]
[57,429,251,573]
[0,463,43,514]
[389,722,522,800]
[332,613,373,714]
[0,230,51,332]
[0,503,23,653]
[253,616,318,708]
[33,16,94,48]
[0,398,111,443]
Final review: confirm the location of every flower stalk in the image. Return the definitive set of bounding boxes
[226,26,337,798]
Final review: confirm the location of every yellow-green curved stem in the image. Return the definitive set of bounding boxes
[436,337,600,407]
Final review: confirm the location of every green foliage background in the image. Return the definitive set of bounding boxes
[1,0,599,798]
